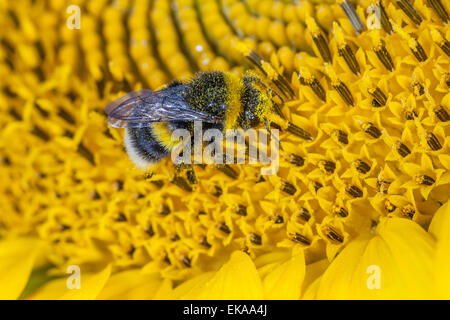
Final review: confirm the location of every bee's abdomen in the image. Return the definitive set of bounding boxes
[124,126,170,168]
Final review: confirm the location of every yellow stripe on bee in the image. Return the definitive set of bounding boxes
[151,122,179,150]
[224,72,243,130]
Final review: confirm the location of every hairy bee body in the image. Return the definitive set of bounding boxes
[108,71,274,169]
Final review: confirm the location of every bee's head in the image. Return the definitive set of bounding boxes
[238,77,273,129]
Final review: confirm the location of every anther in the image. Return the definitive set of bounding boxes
[274,215,284,224]
[313,181,323,193]
[281,181,297,195]
[77,143,95,165]
[31,125,50,141]
[297,207,311,222]
[170,234,180,242]
[412,82,425,96]
[427,132,442,151]
[374,41,395,71]
[346,185,363,198]
[181,256,191,268]
[289,154,305,167]
[410,41,428,62]
[286,122,313,141]
[291,233,311,245]
[401,204,415,219]
[250,233,262,245]
[396,141,411,157]
[216,164,238,179]
[333,81,355,106]
[299,75,326,102]
[377,179,391,193]
[145,225,155,237]
[158,204,171,216]
[235,204,247,216]
[362,122,382,139]
[115,212,127,222]
[338,45,361,75]
[378,1,394,34]
[415,175,435,186]
[434,105,450,122]
[334,205,348,217]
[354,159,371,174]
[200,237,212,248]
[369,87,387,107]
[325,226,344,243]
[313,33,332,63]
[339,0,364,34]
[319,160,336,174]
[219,222,231,234]
[212,185,223,197]
[427,0,449,24]
[127,245,135,257]
[332,129,349,145]
[397,0,423,26]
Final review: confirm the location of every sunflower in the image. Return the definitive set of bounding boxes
[0,0,449,300]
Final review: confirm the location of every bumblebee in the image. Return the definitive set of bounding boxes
[105,71,312,170]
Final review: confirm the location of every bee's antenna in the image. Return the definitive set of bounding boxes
[265,117,282,151]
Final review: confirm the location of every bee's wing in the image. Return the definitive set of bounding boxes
[105,89,220,128]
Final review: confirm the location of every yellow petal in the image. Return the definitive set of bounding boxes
[262,252,305,299]
[30,265,111,300]
[166,272,214,300]
[97,270,162,299]
[317,218,435,299]
[184,251,264,299]
[428,201,450,241]
[431,201,450,299]
[153,278,173,300]
[0,238,42,300]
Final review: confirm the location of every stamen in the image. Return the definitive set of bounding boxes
[235,204,247,216]
[289,154,305,167]
[159,204,171,216]
[306,17,332,63]
[385,200,397,213]
[369,87,387,106]
[219,222,231,234]
[377,180,391,193]
[171,176,193,192]
[415,175,435,186]
[404,110,416,120]
[145,225,154,237]
[200,237,212,248]
[377,1,394,34]
[170,234,180,241]
[334,205,348,217]
[374,41,395,71]
[361,122,382,139]
[297,207,311,222]
[325,226,344,243]
[445,73,450,88]
[77,143,95,165]
[291,233,311,245]
[401,204,415,219]
[313,181,323,192]
[212,185,222,197]
[298,73,326,102]
[274,215,284,224]
[396,141,411,157]
[412,82,425,96]
[127,245,135,257]
[333,81,355,106]
[181,256,191,268]
[115,213,127,222]
[281,181,297,195]
[286,122,313,142]
[338,0,364,34]
[397,0,423,26]
[427,0,449,24]
[346,185,363,198]
[434,105,450,122]
[427,132,442,151]
[354,159,371,174]
[431,29,450,58]
[409,40,428,62]
[250,233,262,245]
[216,164,238,179]
[332,129,349,145]
[319,160,336,174]
[338,45,361,75]
[31,125,50,141]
